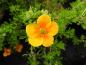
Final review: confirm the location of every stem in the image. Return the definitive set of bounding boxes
[43,47,52,65]
[30,46,37,65]
[46,0,50,10]
[31,46,33,55]
[43,47,46,55]
[49,47,52,65]
[34,0,36,6]
[43,48,47,65]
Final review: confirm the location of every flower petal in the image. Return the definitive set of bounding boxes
[15,44,23,53]
[26,23,39,38]
[3,48,11,57]
[48,22,58,36]
[42,36,54,47]
[28,37,43,47]
[37,14,51,28]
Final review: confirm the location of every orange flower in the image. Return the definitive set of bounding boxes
[26,14,58,47]
[15,44,23,53]
[3,48,11,57]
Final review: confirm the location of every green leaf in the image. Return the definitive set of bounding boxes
[57,41,65,50]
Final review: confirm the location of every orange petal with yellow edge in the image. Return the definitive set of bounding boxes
[42,36,54,47]
[37,14,51,28]
[26,23,39,38]
[47,22,58,36]
[28,37,43,47]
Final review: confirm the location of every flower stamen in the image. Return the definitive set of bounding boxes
[40,28,47,34]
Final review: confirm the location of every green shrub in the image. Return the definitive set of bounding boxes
[0,0,86,65]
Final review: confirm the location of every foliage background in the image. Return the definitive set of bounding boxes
[0,0,86,65]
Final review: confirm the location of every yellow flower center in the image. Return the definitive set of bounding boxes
[40,28,47,34]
